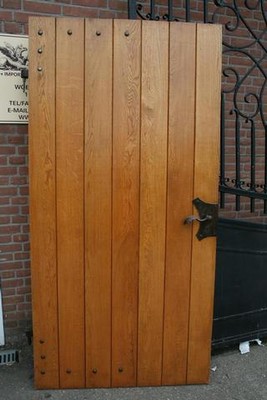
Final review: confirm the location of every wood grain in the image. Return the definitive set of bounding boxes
[56,18,85,388]
[84,18,112,388]
[162,22,196,385]
[29,17,59,389]
[112,19,141,387]
[187,23,222,384]
[138,21,168,386]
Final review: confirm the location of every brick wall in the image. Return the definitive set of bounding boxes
[0,0,266,343]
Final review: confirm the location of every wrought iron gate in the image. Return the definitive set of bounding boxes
[129,0,267,220]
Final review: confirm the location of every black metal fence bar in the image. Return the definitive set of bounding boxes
[220,93,225,209]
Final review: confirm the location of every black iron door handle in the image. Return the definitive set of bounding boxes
[183,198,218,240]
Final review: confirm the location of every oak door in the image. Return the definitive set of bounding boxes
[29,17,221,389]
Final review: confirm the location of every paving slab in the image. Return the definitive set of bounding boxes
[0,342,267,400]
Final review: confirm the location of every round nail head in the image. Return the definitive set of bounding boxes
[38,29,43,36]
[67,29,72,35]
[118,367,123,373]
[92,368,97,374]
[66,369,72,374]
[38,48,43,54]
[40,370,46,375]
[96,31,101,36]
[41,355,46,360]
[124,31,130,37]
[37,67,43,72]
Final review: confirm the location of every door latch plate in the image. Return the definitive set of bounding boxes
[192,197,218,241]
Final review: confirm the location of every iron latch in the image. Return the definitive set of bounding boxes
[184,198,218,240]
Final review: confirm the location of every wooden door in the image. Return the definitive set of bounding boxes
[29,17,221,389]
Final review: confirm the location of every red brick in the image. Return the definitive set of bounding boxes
[16,269,30,278]
[3,305,16,313]
[0,206,19,215]
[12,215,28,224]
[109,0,127,11]
[0,271,15,279]
[19,166,28,175]
[8,135,25,145]
[26,294,32,302]
[20,186,29,195]
[22,224,29,232]
[23,1,61,14]
[0,11,13,20]
[99,9,116,18]
[9,156,26,165]
[0,187,17,196]
[2,288,15,297]
[0,156,7,165]
[0,236,12,244]
[23,242,30,251]
[4,321,18,328]
[17,286,31,294]
[3,295,24,304]
[0,225,20,234]
[0,177,9,185]
[2,279,24,289]
[18,303,31,311]
[18,147,28,155]
[0,261,24,271]
[0,167,17,175]
[14,12,37,24]
[3,0,21,9]
[0,146,16,155]
[11,197,28,205]
[0,243,22,252]
[20,207,29,216]
[0,198,10,205]
[72,0,106,6]
[63,6,98,17]
[10,177,27,185]
[14,252,29,260]
[13,234,28,242]
[4,22,23,34]
[0,216,10,224]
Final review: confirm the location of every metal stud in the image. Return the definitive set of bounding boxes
[37,67,43,72]
[124,31,130,37]
[67,29,72,35]
[118,367,123,373]
[37,48,43,54]
[38,29,43,36]
[92,368,97,374]
[96,31,101,36]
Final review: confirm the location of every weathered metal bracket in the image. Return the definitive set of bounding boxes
[184,198,218,241]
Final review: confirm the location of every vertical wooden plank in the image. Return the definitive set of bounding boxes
[162,23,196,385]
[85,19,112,388]
[187,24,222,384]
[112,19,141,387]
[29,17,59,389]
[138,21,168,386]
[56,18,85,388]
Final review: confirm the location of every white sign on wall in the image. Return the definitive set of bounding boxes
[0,34,28,124]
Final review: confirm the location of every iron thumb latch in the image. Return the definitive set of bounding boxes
[184,198,218,241]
